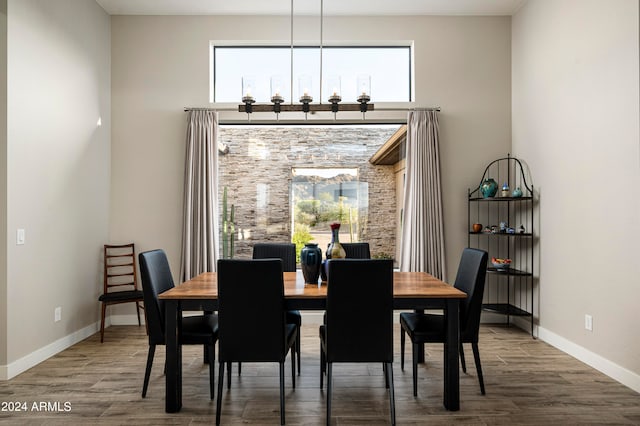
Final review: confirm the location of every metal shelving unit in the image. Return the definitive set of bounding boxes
[467,154,535,336]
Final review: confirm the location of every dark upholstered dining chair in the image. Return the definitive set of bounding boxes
[400,247,488,397]
[138,249,218,399]
[216,259,297,426]
[320,242,371,282]
[320,259,396,426]
[341,242,371,259]
[252,243,301,374]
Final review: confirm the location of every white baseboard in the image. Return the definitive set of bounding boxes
[538,326,640,394]
[482,316,640,394]
[0,322,99,380]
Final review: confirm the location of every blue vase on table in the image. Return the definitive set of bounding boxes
[300,243,322,284]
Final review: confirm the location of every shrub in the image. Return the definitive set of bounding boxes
[292,223,314,263]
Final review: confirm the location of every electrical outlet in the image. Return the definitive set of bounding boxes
[585,314,593,331]
[54,307,62,322]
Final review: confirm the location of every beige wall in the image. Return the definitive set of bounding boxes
[2,0,110,375]
[512,0,640,383]
[110,14,511,300]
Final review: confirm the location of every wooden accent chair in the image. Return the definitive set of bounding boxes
[98,243,144,343]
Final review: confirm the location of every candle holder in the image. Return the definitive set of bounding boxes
[357,74,371,118]
[357,93,370,118]
[298,75,313,118]
[328,93,341,115]
[242,76,256,118]
[270,75,285,118]
[299,94,313,119]
[242,94,255,114]
[271,93,284,115]
[326,76,341,117]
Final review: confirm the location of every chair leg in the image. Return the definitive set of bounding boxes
[208,344,215,400]
[291,343,296,389]
[326,363,333,426]
[136,301,142,326]
[227,362,232,389]
[411,342,419,397]
[141,304,149,336]
[216,361,225,426]
[296,325,301,375]
[383,363,389,388]
[142,344,155,397]
[100,303,107,343]
[460,342,467,373]
[400,327,405,371]
[472,342,486,395]
[320,346,325,389]
[280,361,286,425]
[238,362,242,376]
[386,362,396,426]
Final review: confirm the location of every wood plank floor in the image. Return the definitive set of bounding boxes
[1,324,639,425]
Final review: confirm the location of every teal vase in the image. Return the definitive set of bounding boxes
[480,178,498,198]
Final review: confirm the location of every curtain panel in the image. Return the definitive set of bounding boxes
[180,110,219,281]
[399,110,447,281]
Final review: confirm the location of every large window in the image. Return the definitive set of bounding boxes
[213,46,412,103]
[291,168,368,254]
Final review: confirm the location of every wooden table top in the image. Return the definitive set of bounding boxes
[159,271,466,300]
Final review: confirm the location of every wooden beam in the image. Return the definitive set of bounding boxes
[369,124,407,165]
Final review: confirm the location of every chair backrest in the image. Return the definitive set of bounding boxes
[252,243,297,272]
[325,259,394,363]
[341,243,371,259]
[453,248,488,341]
[104,243,139,293]
[217,259,286,362]
[139,249,176,345]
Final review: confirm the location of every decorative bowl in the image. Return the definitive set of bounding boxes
[491,258,512,269]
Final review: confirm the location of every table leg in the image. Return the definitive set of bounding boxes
[165,300,182,413]
[443,299,460,411]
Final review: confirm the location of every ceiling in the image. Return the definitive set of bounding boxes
[95,0,527,16]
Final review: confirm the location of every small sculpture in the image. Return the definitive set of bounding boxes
[519,224,526,234]
[501,182,510,197]
[512,187,523,198]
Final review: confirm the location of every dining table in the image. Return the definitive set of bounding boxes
[159,270,466,413]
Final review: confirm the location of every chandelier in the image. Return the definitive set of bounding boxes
[238,0,374,120]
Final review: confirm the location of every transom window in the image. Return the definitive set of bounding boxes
[213,46,412,103]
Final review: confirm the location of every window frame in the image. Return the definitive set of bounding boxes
[211,43,413,104]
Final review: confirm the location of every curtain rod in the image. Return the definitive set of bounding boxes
[184,106,440,112]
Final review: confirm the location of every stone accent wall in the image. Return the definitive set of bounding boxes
[219,126,398,260]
